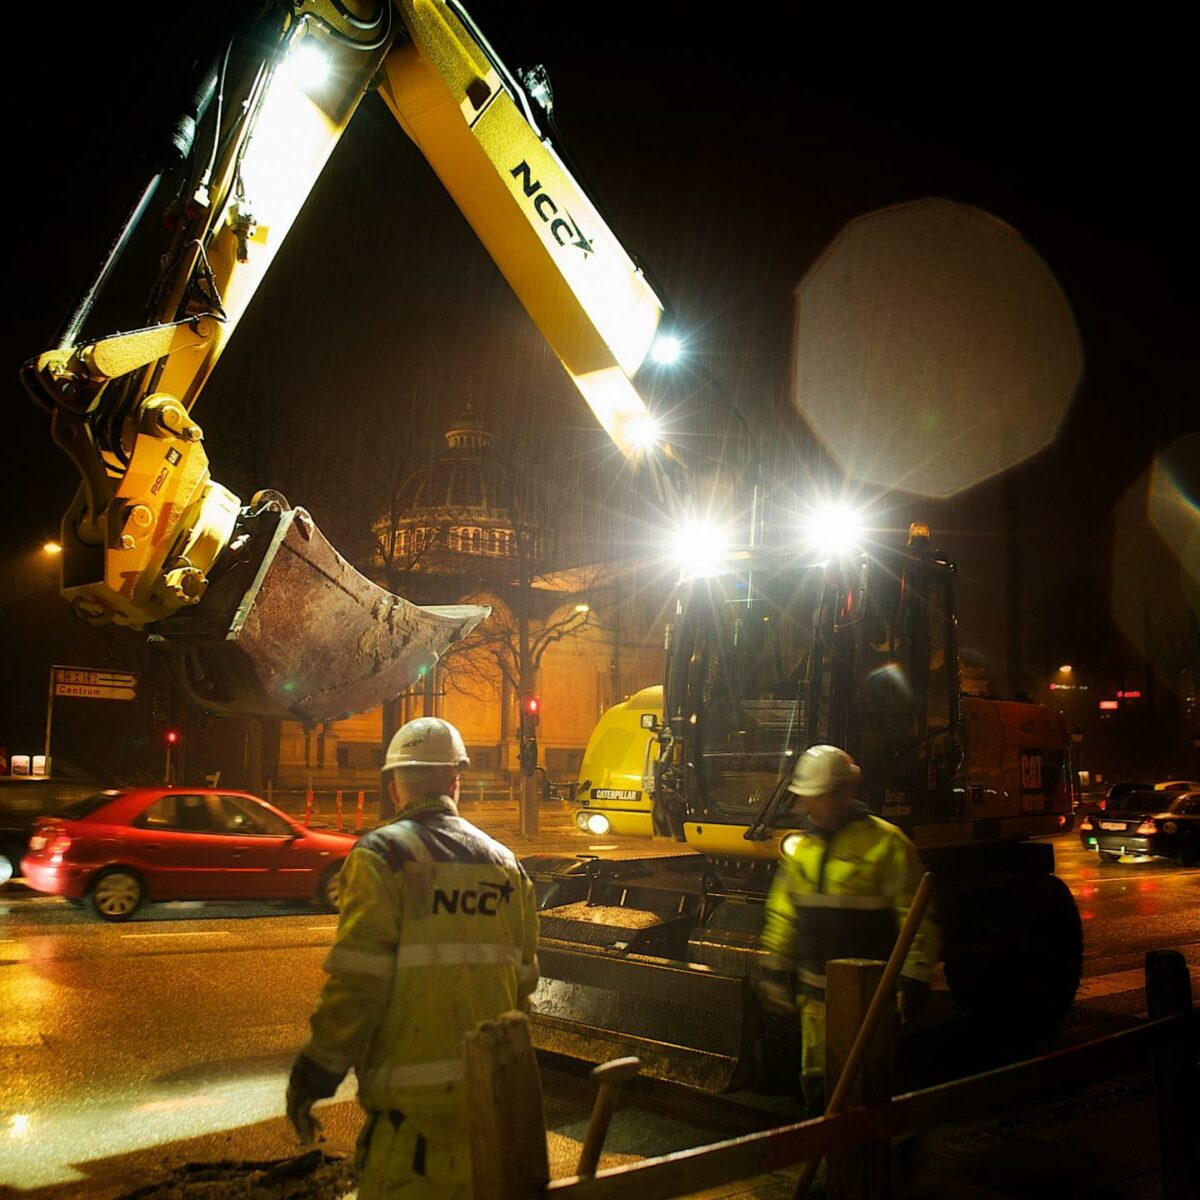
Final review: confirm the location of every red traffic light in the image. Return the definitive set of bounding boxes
[524,695,540,716]
[165,729,180,745]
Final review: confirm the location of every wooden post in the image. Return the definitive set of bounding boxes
[824,960,894,1199]
[1145,949,1198,1199]
[463,1011,549,1200]
[793,872,934,1200]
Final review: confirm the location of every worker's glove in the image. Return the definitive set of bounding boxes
[755,966,799,1019]
[898,980,929,1026]
[286,1055,343,1145]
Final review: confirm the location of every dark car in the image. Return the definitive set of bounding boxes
[20,787,357,919]
[1078,789,1200,866]
[0,775,106,886]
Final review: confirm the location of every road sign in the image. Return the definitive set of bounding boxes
[52,666,138,702]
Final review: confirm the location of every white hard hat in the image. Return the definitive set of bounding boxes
[788,744,861,796]
[383,717,469,771]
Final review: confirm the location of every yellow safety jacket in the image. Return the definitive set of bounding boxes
[761,805,937,999]
[302,795,539,1118]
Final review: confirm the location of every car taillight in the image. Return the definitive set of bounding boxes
[1135,819,1159,835]
[48,832,73,855]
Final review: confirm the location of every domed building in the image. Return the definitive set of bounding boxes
[383,402,532,571]
[271,405,667,799]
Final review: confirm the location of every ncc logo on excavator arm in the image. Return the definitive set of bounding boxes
[510,162,594,257]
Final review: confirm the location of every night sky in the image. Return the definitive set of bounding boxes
[4,4,1196,740]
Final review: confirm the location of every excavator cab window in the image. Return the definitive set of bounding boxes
[686,566,818,817]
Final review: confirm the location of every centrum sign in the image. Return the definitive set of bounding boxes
[52,666,139,701]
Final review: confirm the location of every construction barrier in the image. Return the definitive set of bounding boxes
[356,790,365,832]
[466,950,1198,1200]
[303,789,314,826]
[335,790,344,831]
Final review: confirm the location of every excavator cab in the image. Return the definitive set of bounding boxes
[652,526,962,844]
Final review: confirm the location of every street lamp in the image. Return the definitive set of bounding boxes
[42,542,62,555]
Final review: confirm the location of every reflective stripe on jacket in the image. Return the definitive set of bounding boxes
[302,795,539,1116]
[761,807,937,998]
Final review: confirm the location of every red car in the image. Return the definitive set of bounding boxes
[20,788,357,921]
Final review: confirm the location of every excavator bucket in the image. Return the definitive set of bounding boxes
[522,854,781,1095]
[153,502,489,721]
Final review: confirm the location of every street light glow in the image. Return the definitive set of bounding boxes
[1059,664,1073,674]
[42,542,62,555]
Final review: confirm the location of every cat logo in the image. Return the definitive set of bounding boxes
[431,879,514,916]
[510,161,594,257]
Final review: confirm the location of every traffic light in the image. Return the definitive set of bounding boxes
[520,694,541,738]
[165,728,180,746]
[519,737,538,775]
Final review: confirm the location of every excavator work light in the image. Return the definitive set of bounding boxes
[672,519,730,579]
[650,333,682,364]
[802,503,865,557]
[284,38,330,88]
[628,413,662,451]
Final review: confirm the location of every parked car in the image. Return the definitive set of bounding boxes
[1077,789,1200,866]
[20,787,358,919]
[0,775,106,886]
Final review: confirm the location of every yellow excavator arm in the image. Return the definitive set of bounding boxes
[21,0,665,720]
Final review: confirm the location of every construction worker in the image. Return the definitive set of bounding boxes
[757,744,938,1115]
[286,716,539,1198]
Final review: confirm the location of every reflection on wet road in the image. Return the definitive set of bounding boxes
[0,830,1196,1192]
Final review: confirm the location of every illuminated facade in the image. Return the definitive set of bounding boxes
[272,406,666,792]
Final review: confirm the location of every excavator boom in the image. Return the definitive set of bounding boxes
[23,0,664,720]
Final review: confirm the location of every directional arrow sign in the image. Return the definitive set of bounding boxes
[52,666,139,702]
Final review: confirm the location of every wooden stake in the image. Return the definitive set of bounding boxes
[464,1011,549,1200]
[793,871,935,1200]
[1145,949,1199,1199]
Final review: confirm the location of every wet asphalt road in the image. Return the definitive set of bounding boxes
[1,809,1196,1195]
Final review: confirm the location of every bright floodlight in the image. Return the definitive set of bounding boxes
[42,541,62,555]
[651,333,682,365]
[285,38,329,88]
[803,503,865,556]
[673,518,730,578]
[628,412,661,451]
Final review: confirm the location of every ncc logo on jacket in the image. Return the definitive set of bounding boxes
[431,879,514,916]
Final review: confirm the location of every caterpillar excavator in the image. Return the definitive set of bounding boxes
[526,517,1084,1093]
[21,0,666,722]
[24,0,1083,1098]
